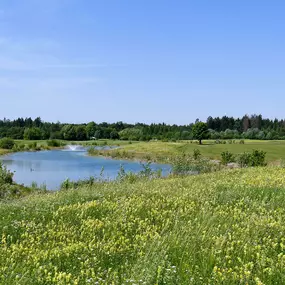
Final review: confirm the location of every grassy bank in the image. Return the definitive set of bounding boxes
[1,167,285,284]
[14,139,135,148]
[2,139,285,164]
[88,140,285,164]
[0,149,11,155]
[0,139,69,154]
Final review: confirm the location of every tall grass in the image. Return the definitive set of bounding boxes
[1,168,285,283]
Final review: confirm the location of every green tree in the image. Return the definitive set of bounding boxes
[24,128,43,140]
[119,128,143,141]
[192,122,209,145]
[110,130,119,140]
[94,130,102,140]
[6,127,24,139]
[75,126,87,141]
[86,122,96,139]
[61,125,76,140]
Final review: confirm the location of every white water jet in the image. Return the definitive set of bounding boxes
[65,145,85,151]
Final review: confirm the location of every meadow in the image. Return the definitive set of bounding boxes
[1,167,285,284]
[86,139,285,164]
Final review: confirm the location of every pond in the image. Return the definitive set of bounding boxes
[0,146,171,190]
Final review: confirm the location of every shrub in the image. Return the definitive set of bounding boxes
[0,162,29,199]
[172,154,219,175]
[221,151,236,165]
[237,150,266,167]
[0,138,15,149]
[27,142,36,150]
[193,149,201,160]
[47,140,61,147]
[239,140,245,144]
[0,163,13,184]
[17,144,25,151]
[116,163,162,183]
[12,144,19,152]
[237,152,252,168]
[250,149,267,166]
[60,177,98,190]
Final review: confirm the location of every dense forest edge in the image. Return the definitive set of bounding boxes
[0,114,284,141]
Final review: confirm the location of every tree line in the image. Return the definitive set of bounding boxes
[0,114,284,141]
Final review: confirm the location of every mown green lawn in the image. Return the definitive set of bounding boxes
[1,167,285,284]
[118,140,285,162]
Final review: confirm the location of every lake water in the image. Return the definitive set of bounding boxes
[0,147,171,190]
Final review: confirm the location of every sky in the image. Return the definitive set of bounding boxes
[0,0,284,124]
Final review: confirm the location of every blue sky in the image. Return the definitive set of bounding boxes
[0,0,284,124]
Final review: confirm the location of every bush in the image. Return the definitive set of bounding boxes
[47,140,61,147]
[0,163,13,184]
[236,152,251,168]
[237,150,266,168]
[26,142,38,151]
[0,138,15,149]
[193,149,201,160]
[221,151,236,165]
[116,163,162,183]
[250,149,267,166]
[172,154,219,175]
[0,162,24,199]
[17,144,25,151]
[12,144,19,152]
[60,177,98,190]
